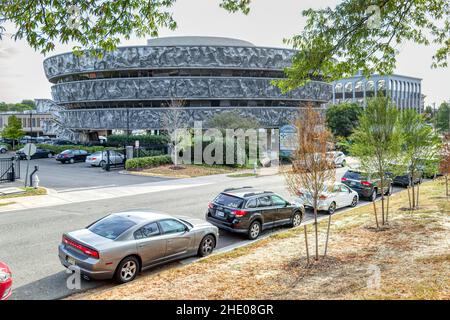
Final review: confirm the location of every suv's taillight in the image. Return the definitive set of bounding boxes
[361,181,372,187]
[62,235,99,259]
[341,177,347,181]
[233,210,248,217]
[208,202,214,209]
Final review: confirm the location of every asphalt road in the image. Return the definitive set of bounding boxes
[12,156,169,191]
[0,168,406,300]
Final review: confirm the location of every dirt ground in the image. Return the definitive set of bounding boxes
[127,164,242,178]
[76,179,450,300]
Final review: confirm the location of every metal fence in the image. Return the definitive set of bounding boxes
[0,157,20,183]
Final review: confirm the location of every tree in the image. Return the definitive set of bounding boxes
[0,0,249,54]
[0,101,35,112]
[161,99,186,168]
[325,102,362,138]
[282,104,336,263]
[399,109,441,210]
[440,134,450,198]
[436,102,450,133]
[275,0,450,91]
[206,111,260,131]
[350,96,401,228]
[2,115,24,150]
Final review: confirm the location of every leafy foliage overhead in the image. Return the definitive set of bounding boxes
[276,0,450,92]
[0,0,250,54]
[326,102,362,138]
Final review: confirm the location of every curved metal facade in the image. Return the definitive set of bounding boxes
[43,37,332,133]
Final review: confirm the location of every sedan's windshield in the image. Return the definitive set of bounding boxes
[89,215,137,239]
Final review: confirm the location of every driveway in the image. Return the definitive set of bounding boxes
[14,157,170,191]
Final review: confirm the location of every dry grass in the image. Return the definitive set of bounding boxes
[127,164,241,178]
[0,187,47,200]
[78,179,449,300]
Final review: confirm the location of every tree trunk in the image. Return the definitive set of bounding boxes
[386,195,390,223]
[381,195,385,225]
[446,175,449,198]
[407,185,412,210]
[416,182,420,208]
[313,205,319,261]
[411,183,416,210]
[373,200,379,229]
[323,214,332,258]
[304,225,310,266]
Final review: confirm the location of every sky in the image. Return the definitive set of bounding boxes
[0,0,448,107]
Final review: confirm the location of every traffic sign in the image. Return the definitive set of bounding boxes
[23,143,37,157]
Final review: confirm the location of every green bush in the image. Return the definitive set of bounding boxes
[107,134,169,147]
[125,155,172,170]
[37,144,111,154]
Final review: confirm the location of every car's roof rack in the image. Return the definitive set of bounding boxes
[223,186,253,192]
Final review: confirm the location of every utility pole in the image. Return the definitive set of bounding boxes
[29,111,33,142]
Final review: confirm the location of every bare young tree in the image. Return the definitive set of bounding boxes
[282,104,336,263]
[440,134,450,198]
[161,99,186,168]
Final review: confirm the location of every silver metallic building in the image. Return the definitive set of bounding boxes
[331,71,423,112]
[42,36,332,140]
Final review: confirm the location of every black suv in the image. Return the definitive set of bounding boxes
[341,169,393,201]
[206,187,305,240]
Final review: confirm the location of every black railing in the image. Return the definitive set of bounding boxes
[0,157,20,183]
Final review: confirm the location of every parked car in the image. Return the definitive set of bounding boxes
[56,149,89,164]
[16,147,55,160]
[297,183,358,214]
[326,151,347,167]
[86,150,125,167]
[0,144,8,154]
[19,136,36,144]
[388,168,423,187]
[341,169,393,201]
[0,261,12,300]
[206,187,304,240]
[59,211,218,283]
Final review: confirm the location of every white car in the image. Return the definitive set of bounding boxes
[297,183,359,214]
[86,150,124,167]
[327,151,347,167]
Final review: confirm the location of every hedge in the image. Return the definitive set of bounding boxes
[106,134,169,147]
[37,144,111,154]
[125,155,172,170]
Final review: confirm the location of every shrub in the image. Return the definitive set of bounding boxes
[125,155,172,170]
[37,144,111,154]
[106,134,169,147]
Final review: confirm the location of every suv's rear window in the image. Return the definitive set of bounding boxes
[344,171,368,180]
[214,193,244,208]
[89,215,137,239]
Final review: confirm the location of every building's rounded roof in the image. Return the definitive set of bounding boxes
[146,36,255,47]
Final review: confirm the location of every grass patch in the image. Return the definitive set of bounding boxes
[0,187,47,200]
[128,164,242,178]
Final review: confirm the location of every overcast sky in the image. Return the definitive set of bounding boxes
[0,0,448,106]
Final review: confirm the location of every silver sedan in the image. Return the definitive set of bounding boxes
[58,211,219,283]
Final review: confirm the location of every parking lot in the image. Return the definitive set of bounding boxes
[1,153,170,191]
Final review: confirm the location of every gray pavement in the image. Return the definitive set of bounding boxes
[14,157,169,191]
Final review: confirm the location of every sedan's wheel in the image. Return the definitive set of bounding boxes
[385,184,393,196]
[370,189,377,202]
[248,221,261,240]
[328,202,336,214]
[0,149,6,154]
[47,153,52,158]
[115,256,139,284]
[99,160,106,168]
[69,158,75,164]
[198,235,215,257]
[350,195,358,207]
[341,160,347,167]
[291,211,303,228]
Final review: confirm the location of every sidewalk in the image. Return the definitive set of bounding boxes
[0,174,233,213]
